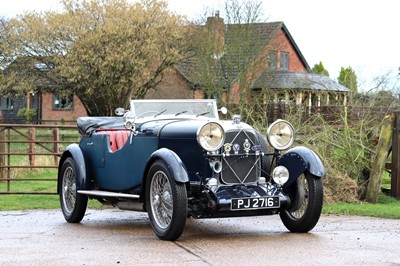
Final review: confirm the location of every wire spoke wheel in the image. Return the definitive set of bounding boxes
[146,159,187,240]
[59,157,87,223]
[150,171,173,229]
[280,172,323,232]
[61,166,77,215]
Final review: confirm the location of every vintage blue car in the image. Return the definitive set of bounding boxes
[58,99,325,240]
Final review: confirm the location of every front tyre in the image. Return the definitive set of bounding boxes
[146,160,187,241]
[59,157,88,223]
[280,172,323,232]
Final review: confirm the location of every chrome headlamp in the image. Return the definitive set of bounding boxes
[197,122,225,151]
[124,111,136,130]
[266,119,294,150]
[272,165,289,186]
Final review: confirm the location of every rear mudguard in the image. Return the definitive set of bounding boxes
[57,143,89,194]
[278,146,326,189]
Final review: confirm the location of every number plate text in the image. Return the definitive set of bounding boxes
[231,197,280,210]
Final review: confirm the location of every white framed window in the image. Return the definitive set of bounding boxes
[53,93,74,110]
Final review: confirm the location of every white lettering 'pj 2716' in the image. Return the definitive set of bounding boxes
[231,197,279,210]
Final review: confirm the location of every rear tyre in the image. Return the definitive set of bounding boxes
[59,157,88,223]
[280,172,323,232]
[146,160,187,241]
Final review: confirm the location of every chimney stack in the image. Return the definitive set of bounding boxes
[206,11,225,59]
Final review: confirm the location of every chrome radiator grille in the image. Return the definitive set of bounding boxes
[220,129,261,184]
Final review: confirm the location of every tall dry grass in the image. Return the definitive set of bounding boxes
[283,106,383,203]
[231,99,386,203]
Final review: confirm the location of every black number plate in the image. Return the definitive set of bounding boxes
[231,197,280,210]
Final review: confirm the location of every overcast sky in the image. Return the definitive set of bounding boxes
[1,0,399,91]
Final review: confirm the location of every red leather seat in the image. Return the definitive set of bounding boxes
[115,130,130,149]
[95,129,130,152]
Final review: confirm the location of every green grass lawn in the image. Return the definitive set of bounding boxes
[0,194,102,211]
[0,167,58,210]
[322,170,400,220]
[0,194,60,210]
[323,193,400,219]
[1,168,58,194]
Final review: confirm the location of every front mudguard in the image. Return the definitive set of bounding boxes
[278,146,326,190]
[144,148,189,183]
[57,143,89,194]
[140,148,189,202]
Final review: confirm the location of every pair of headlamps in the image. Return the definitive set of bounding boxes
[196,120,295,152]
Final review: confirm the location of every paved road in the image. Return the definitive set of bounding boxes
[0,209,399,265]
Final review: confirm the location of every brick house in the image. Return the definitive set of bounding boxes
[147,13,350,108]
[1,14,348,123]
[0,58,86,124]
[0,91,86,124]
[37,92,86,123]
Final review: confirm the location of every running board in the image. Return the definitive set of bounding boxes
[78,190,140,199]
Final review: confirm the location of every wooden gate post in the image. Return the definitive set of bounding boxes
[53,128,60,166]
[29,127,35,168]
[366,113,394,203]
[0,128,5,181]
[391,111,400,199]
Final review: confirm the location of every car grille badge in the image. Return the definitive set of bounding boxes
[224,143,232,155]
[251,145,262,155]
[233,144,240,154]
[243,139,251,153]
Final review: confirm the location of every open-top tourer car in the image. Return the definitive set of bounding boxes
[58,99,325,240]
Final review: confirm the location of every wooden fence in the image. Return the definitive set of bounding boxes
[264,104,395,124]
[0,124,79,194]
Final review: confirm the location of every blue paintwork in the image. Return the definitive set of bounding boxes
[278,146,326,189]
[80,132,158,191]
[138,119,176,135]
[158,120,204,139]
[77,118,203,191]
[158,120,210,182]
